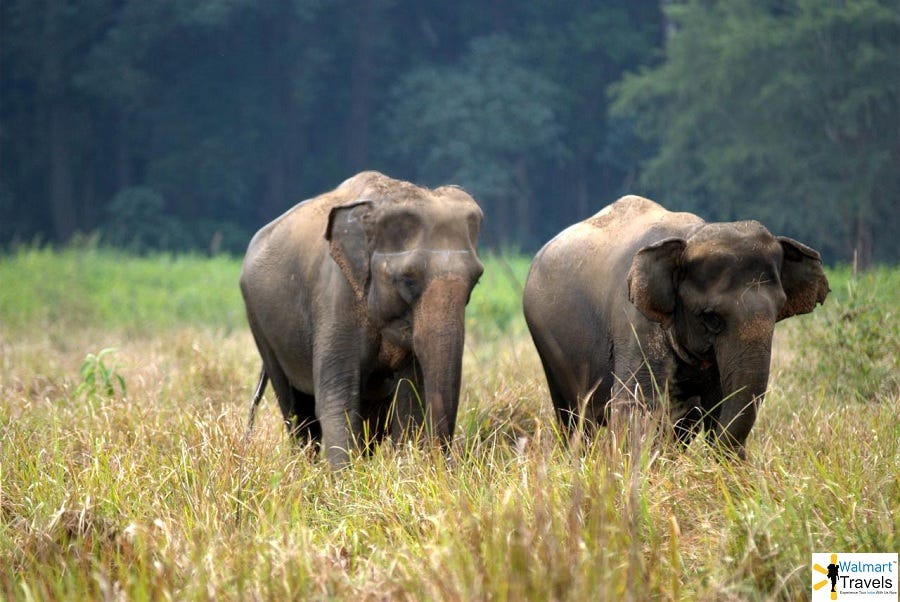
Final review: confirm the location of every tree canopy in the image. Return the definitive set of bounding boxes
[1,1,896,264]
[612,0,900,265]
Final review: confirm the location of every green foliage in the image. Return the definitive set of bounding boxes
[0,1,663,254]
[5,0,900,263]
[611,0,900,265]
[380,4,663,248]
[384,34,566,246]
[793,266,899,402]
[76,348,126,399]
[102,187,193,253]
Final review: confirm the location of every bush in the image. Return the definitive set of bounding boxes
[102,187,192,253]
[793,266,899,402]
[76,348,127,400]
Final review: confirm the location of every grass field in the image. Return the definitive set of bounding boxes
[1,247,897,600]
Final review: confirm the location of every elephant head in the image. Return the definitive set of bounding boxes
[325,183,484,444]
[627,221,829,457]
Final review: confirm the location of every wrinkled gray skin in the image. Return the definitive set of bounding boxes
[523,196,829,458]
[241,171,483,468]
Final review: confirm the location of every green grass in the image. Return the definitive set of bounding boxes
[0,246,245,335]
[1,248,897,600]
[792,266,899,402]
[0,246,528,338]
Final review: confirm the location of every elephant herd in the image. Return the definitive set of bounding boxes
[240,171,829,468]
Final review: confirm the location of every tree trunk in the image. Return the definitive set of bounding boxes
[49,101,76,242]
[515,159,532,247]
[854,213,873,271]
[115,111,132,193]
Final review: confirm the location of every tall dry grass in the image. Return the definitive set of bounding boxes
[0,249,897,600]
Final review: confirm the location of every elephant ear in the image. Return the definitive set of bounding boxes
[326,201,374,300]
[627,238,686,327]
[777,236,830,321]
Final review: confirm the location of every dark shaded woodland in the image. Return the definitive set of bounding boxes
[2,1,897,264]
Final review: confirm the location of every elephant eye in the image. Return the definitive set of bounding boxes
[700,311,724,334]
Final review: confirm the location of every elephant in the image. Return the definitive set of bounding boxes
[240,171,484,468]
[522,195,829,458]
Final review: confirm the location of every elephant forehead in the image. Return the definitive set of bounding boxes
[373,249,474,257]
[684,248,778,274]
[686,263,781,297]
[425,201,482,230]
[683,228,781,282]
[377,197,479,228]
[378,188,477,209]
[372,248,481,281]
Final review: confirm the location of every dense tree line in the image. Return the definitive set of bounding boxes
[613,0,900,266]
[1,1,897,264]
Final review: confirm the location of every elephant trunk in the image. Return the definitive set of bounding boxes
[413,275,468,445]
[712,326,774,459]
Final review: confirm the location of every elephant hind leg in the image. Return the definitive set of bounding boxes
[262,359,320,445]
[538,351,583,440]
[290,386,321,443]
[550,380,580,440]
[539,355,610,441]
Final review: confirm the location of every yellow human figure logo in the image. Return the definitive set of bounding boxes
[813,554,840,600]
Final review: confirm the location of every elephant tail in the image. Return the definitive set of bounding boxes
[245,367,269,438]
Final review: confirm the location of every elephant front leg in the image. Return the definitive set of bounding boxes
[314,353,363,469]
[319,407,362,468]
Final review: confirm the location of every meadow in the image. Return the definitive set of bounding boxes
[0,246,897,601]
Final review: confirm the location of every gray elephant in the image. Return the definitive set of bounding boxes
[523,196,829,458]
[240,171,484,467]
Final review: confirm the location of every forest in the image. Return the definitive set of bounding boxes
[2,0,898,265]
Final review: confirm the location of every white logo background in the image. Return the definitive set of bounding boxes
[811,552,898,602]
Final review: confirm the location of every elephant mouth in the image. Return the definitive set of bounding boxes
[381,317,413,344]
[665,325,713,368]
[378,324,413,371]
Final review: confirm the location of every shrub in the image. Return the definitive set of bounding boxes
[102,187,192,253]
[76,348,127,400]
[793,266,899,402]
